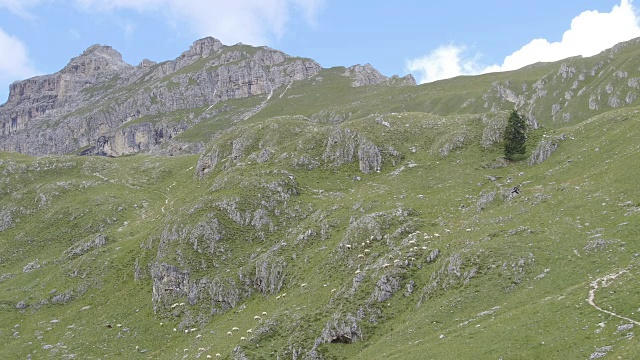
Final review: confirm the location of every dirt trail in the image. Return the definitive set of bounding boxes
[587,268,640,325]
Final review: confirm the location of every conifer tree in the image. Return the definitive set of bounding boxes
[503,109,527,160]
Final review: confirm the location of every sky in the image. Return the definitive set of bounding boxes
[1,0,639,103]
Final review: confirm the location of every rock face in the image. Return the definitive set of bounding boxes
[0,37,324,156]
[319,313,363,344]
[343,63,416,87]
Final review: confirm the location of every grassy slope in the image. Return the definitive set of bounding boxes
[0,102,639,359]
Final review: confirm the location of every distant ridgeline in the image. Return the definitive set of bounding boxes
[2,36,640,157]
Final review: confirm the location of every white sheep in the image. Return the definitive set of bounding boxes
[171,303,179,309]
[173,328,177,332]
[433,233,440,237]
[421,246,428,250]
[408,240,416,245]
[282,293,287,297]
[227,331,233,336]
[301,283,307,288]
[191,328,197,332]
[216,354,221,358]
[364,249,371,254]
[361,242,365,247]
[184,329,190,334]
[198,347,205,351]
[331,288,337,293]
[254,316,262,321]
[232,327,239,331]
[355,270,361,274]
[345,244,352,250]
[383,263,391,268]
[196,334,202,339]
[247,329,253,333]
[179,302,185,306]
[261,311,267,316]
[240,336,246,341]
[357,254,365,259]
[207,355,212,359]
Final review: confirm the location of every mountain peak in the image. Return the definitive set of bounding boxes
[182,37,224,58]
[62,44,130,76]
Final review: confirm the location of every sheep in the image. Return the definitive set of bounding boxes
[240,336,247,341]
[393,259,402,266]
[171,303,179,309]
[216,354,221,358]
[357,254,365,259]
[227,331,233,336]
[383,263,391,268]
[254,316,262,321]
[185,329,190,334]
[345,244,352,250]
[173,328,177,332]
[421,246,428,250]
[117,324,122,327]
[198,347,205,351]
[179,302,185,306]
[196,334,202,339]
[364,249,371,254]
[388,254,394,259]
[276,295,281,300]
[408,240,417,245]
[301,283,307,288]
[361,242,365,247]
[355,270,361,274]
[247,329,253,333]
[282,293,287,298]
[207,356,212,359]
[331,288,337,293]
[191,328,198,332]
[433,233,440,237]
[262,311,267,316]
[232,327,239,331]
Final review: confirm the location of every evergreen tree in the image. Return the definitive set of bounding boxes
[503,109,527,160]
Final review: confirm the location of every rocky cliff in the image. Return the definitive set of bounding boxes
[0,37,419,157]
[0,38,320,156]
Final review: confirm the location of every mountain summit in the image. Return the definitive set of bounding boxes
[0,37,414,156]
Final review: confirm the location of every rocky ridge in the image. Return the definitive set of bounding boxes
[0,37,414,157]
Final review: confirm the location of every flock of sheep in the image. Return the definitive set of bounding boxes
[346,232,440,270]
[166,230,442,358]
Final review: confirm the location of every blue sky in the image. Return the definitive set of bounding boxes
[1,0,639,103]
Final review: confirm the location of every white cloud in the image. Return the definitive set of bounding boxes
[72,0,325,46]
[408,0,640,83]
[0,27,40,101]
[406,44,484,83]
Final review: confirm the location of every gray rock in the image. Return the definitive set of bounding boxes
[370,274,401,303]
[0,37,321,156]
[320,313,363,344]
[528,136,564,165]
